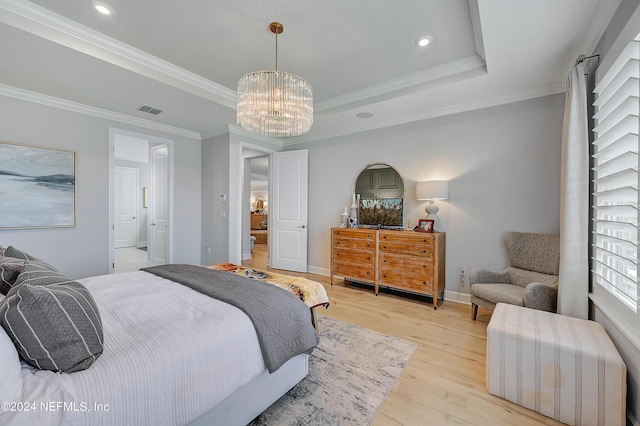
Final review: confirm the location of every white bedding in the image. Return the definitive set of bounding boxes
[0,271,267,426]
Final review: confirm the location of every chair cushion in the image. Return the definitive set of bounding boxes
[508,267,558,288]
[504,232,560,275]
[470,283,525,306]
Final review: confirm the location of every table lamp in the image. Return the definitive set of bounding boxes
[416,180,449,231]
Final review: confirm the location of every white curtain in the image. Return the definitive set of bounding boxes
[557,62,589,319]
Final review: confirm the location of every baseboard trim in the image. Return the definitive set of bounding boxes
[444,290,471,305]
[241,252,252,261]
[308,265,330,277]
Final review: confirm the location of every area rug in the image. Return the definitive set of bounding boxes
[250,315,418,425]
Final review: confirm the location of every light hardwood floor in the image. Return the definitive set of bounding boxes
[243,246,562,425]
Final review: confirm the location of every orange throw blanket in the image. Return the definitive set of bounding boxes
[208,263,330,309]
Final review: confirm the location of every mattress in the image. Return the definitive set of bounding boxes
[0,271,267,426]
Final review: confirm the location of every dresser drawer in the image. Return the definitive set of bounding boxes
[378,269,434,293]
[333,238,376,250]
[332,229,376,241]
[332,261,375,281]
[379,231,434,245]
[333,248,375,265]
[379,253,433,273]
[379,241,433,257]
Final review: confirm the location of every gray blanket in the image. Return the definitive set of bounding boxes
[142,264,319,373]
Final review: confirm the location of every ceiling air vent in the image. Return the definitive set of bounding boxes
[137,104,163,115]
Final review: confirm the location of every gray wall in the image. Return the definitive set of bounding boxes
[0,94,202,278]
[201,133,230,266]
[289,94,564,300]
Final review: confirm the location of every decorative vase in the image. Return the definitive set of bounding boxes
[340,207,349,228]
[350,194,358,227]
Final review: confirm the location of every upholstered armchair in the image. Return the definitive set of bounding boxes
[470,232,560,320]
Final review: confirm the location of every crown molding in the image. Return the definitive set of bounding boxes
[284,81,565,147]
[315,55,487,114]
[468,0,486,62]
[0,0,237,108]
[0,84,201,140]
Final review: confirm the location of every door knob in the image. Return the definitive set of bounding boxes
[151,223,156,226]
[298,225,306,229]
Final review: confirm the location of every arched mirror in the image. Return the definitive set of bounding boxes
[354,163,404,229]
[354,163,404,199]
[254,196,266,212]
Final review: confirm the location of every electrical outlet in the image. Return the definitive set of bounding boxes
[205,247,212,254]
[459,263,466,275]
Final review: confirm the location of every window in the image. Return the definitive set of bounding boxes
[591,35,639,315]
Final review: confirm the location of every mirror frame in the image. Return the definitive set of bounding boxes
[353,162,405,199]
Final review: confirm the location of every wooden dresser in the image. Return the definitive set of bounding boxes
[331,228,446,309]
[330,228,377,285]
[250,213,267,230]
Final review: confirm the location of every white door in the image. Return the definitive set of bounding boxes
[150,145,169,266]
[270,149,308,272]
[114,167,138,248]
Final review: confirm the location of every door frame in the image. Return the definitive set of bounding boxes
[108,128,174,273]
[229,137,278,265]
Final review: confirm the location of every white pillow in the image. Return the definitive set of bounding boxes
[0,327,22,408]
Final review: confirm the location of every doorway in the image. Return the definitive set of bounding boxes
[248,155,269,266]
[109,129,173,273]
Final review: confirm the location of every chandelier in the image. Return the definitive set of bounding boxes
[237,22,313,138]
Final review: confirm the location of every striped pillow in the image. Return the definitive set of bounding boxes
[4,246,39,261]
[0,258,58,296]
[1,266,104,373]
[0,257,24,296]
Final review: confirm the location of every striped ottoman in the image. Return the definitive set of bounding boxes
[486,303,626,425]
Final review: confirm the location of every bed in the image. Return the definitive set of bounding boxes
[0,247,320,426]
[207,263,330,329]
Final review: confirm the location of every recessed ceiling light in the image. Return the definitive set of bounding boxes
[91,1,113,15]
[416,35,432,47]
[356,112,374,119]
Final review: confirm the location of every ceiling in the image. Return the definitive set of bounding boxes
[0,0,617,145]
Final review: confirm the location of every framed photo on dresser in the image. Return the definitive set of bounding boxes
[417,219,434,233]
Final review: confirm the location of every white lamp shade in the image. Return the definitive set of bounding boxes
[416,180,449,200]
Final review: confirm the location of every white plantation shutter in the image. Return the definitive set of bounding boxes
[591,37,639,312]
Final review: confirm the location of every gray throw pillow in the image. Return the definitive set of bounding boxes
[4,246,39,261]
[1,267,104,373]
[0,257,24,296]
[12,260,61,289]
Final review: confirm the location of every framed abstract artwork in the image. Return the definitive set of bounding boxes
[0,142,76,229]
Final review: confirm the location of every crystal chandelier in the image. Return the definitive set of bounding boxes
[237,22,313,138]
